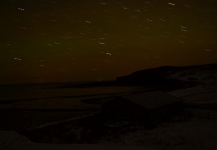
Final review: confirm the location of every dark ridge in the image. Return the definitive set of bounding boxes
[57,63,216,90]
[115,63,217,89]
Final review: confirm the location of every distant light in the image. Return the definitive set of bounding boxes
[146,19,152,22]
[123,7,129,10]
[47,44,53,46]
[181,29,187,32]
[160,19,166,22]
[18,8,25,11]
[20,26,27,29]
[180,26,187,32]
[205,49,212,52]
[99,42,106,45]
[179,41,185,44]
[184,5,191,8]
[85,21,91,24]
[135,10,141,13]
[100,2,107,5]
[14,58,22,61]
[105,53,112,55]
[180,26,187,29]
[168,3,176,6]
[40,65,46,67]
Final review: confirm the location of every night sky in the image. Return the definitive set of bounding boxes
[1,0,217,84]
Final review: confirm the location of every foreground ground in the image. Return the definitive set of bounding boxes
[1,84,217,149]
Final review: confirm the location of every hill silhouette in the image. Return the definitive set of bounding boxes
[116,63,217,89]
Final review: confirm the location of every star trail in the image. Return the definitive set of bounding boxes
[1,0,217,83]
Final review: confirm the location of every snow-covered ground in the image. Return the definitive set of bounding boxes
[169,85,217,102]
[0,131,156,150]
[163,64,217,86]
[1,76,217,149]
[98,118,217,150]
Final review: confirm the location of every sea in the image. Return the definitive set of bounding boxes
[0,82,149,102]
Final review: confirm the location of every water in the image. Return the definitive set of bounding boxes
[0,83,148,101]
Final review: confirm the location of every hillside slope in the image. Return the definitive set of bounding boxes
[116,63,217,87]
